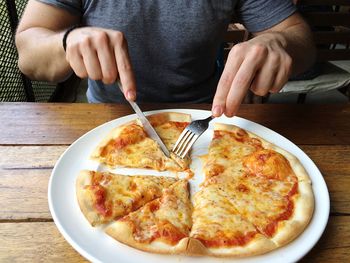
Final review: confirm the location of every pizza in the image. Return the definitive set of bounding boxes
[91,112,191,172]
[187,123,314,256]
[105,180,192,254]
[76,170,178,226]
[76,117,314,257]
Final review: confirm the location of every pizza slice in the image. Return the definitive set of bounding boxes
[91,112,191,172]
[225,150,313,246]
[202,123,314,248]
[76,170,178,226]
[188,184,276,257]
[105,180,192,254]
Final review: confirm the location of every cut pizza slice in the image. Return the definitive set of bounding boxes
[105,180,192,254]
[76,170,178,226]
[202,123,314,248]
[217,176,313,247]
[188,184,276,257]
[91,112,191,172]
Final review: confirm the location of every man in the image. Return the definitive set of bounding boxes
[15,0,315,117]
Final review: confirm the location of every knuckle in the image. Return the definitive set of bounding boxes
[285,55,293,73]
[95,31,109,44]
[80,36,91,49]
[285,53,292,65]
[251,87,267,96]
[269,88,280,94]
[119,62,132,72]
[112,31,125,44]
[251,44,267,56]
[73,68,87,79]
[76,72,88,79]
[89,71,102,80]
[230,43,244,56]
[269,51,280,64]
[103,69,118,83]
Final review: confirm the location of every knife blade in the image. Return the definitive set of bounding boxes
[116,81,170,158]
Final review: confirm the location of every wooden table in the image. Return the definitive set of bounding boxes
[0,102,349,262]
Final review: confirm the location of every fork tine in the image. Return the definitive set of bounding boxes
[179,134,199,158]
[174,131,195,156]
[172,115,214,158]
[172,129,191,153]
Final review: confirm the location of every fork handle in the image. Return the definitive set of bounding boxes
[205,115,215,122]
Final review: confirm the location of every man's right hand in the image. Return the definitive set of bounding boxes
[65,27,136,101]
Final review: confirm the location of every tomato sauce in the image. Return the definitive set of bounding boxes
[198,231,257,247]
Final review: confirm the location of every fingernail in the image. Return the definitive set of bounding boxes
[126,90,136,101]
[212,105,222,117]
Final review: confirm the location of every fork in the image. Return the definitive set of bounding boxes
[172,115,214,158]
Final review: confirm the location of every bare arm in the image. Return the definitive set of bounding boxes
[16,0,78,82]
[212,12,316,117]
[16,0,136,100]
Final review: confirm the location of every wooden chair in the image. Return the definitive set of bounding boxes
[278,0,350,103]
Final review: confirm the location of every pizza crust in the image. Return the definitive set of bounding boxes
[76,170,103,226]
[271,181,315,246]
[106,220,189,254]
[186,234,277,257]
[146,112,191,125]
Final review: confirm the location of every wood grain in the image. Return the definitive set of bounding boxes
[0,217,348,262]
[0,146,66,169]
[0,222,87,262]
[0,146,67,220]
[0,169,52,220]
[0,103,349,145]
[301,145,350,214]
[301,216,350,262]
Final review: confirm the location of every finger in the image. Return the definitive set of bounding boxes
[250,52,280,96]
[112,32,136,101]
[225,51,266,117]
[212,48,244,117]
[270,54,292,93]
[94,32,118,84]
[66,46,88,78]
[80,38,103,80]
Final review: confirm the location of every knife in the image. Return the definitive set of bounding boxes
[116,80,170,158]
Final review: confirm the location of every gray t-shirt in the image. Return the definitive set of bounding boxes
[39,0,296,103]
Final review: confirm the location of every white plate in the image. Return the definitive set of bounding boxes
[48,109,329,263]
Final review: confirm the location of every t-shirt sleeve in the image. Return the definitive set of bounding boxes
[236,0,297,33]
[36,0,82,15]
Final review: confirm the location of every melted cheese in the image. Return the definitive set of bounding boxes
[191,184,257,246]
[195,125,299,240]
[99,122,189,171]
[88,171,177,222]
[121,180,192,245]
[243,149,293,180]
